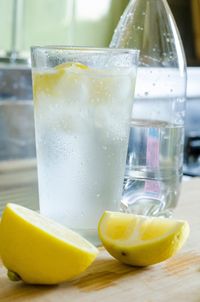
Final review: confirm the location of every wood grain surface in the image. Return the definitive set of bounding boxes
[0,178,200,302]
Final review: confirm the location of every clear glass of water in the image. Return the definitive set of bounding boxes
[31,46,139,245]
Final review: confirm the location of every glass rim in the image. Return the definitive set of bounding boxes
[31,45,140,56]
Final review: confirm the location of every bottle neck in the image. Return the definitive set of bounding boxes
[111,0,186,71]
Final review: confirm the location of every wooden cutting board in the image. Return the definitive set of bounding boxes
[0,179,200,302]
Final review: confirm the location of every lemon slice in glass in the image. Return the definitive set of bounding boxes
[32,62,88,99]
[0,203,98,284]
[98,211,189,266]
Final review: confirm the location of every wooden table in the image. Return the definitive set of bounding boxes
[0,178,200,302]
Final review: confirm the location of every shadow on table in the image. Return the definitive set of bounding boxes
[0,253,150,301]
[71,256,150,292]
[0,275,58,302]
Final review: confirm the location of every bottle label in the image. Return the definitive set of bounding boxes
[144,128,161,197]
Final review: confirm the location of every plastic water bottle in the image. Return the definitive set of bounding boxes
[110,0,187,217]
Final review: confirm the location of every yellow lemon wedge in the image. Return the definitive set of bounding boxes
[0,203,98,284]
[32,62,88,99]
[98,211,189,266]
[55,62,88,71]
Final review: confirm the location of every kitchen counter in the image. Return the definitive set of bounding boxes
[0,177,200,302]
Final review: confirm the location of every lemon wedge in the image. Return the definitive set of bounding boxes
[98,211,189,266]
[32,62,88,99]
[0,203,98,284]
[55,62,88,71]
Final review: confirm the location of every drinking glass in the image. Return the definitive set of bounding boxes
[31,46,139,245]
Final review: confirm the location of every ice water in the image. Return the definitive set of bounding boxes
[33,63,136,245]
[122,118,184,217]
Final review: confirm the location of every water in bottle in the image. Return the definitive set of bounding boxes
[110,0,187,217]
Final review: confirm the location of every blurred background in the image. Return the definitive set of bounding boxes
[0,0,199,211]
[0,0,200,65]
